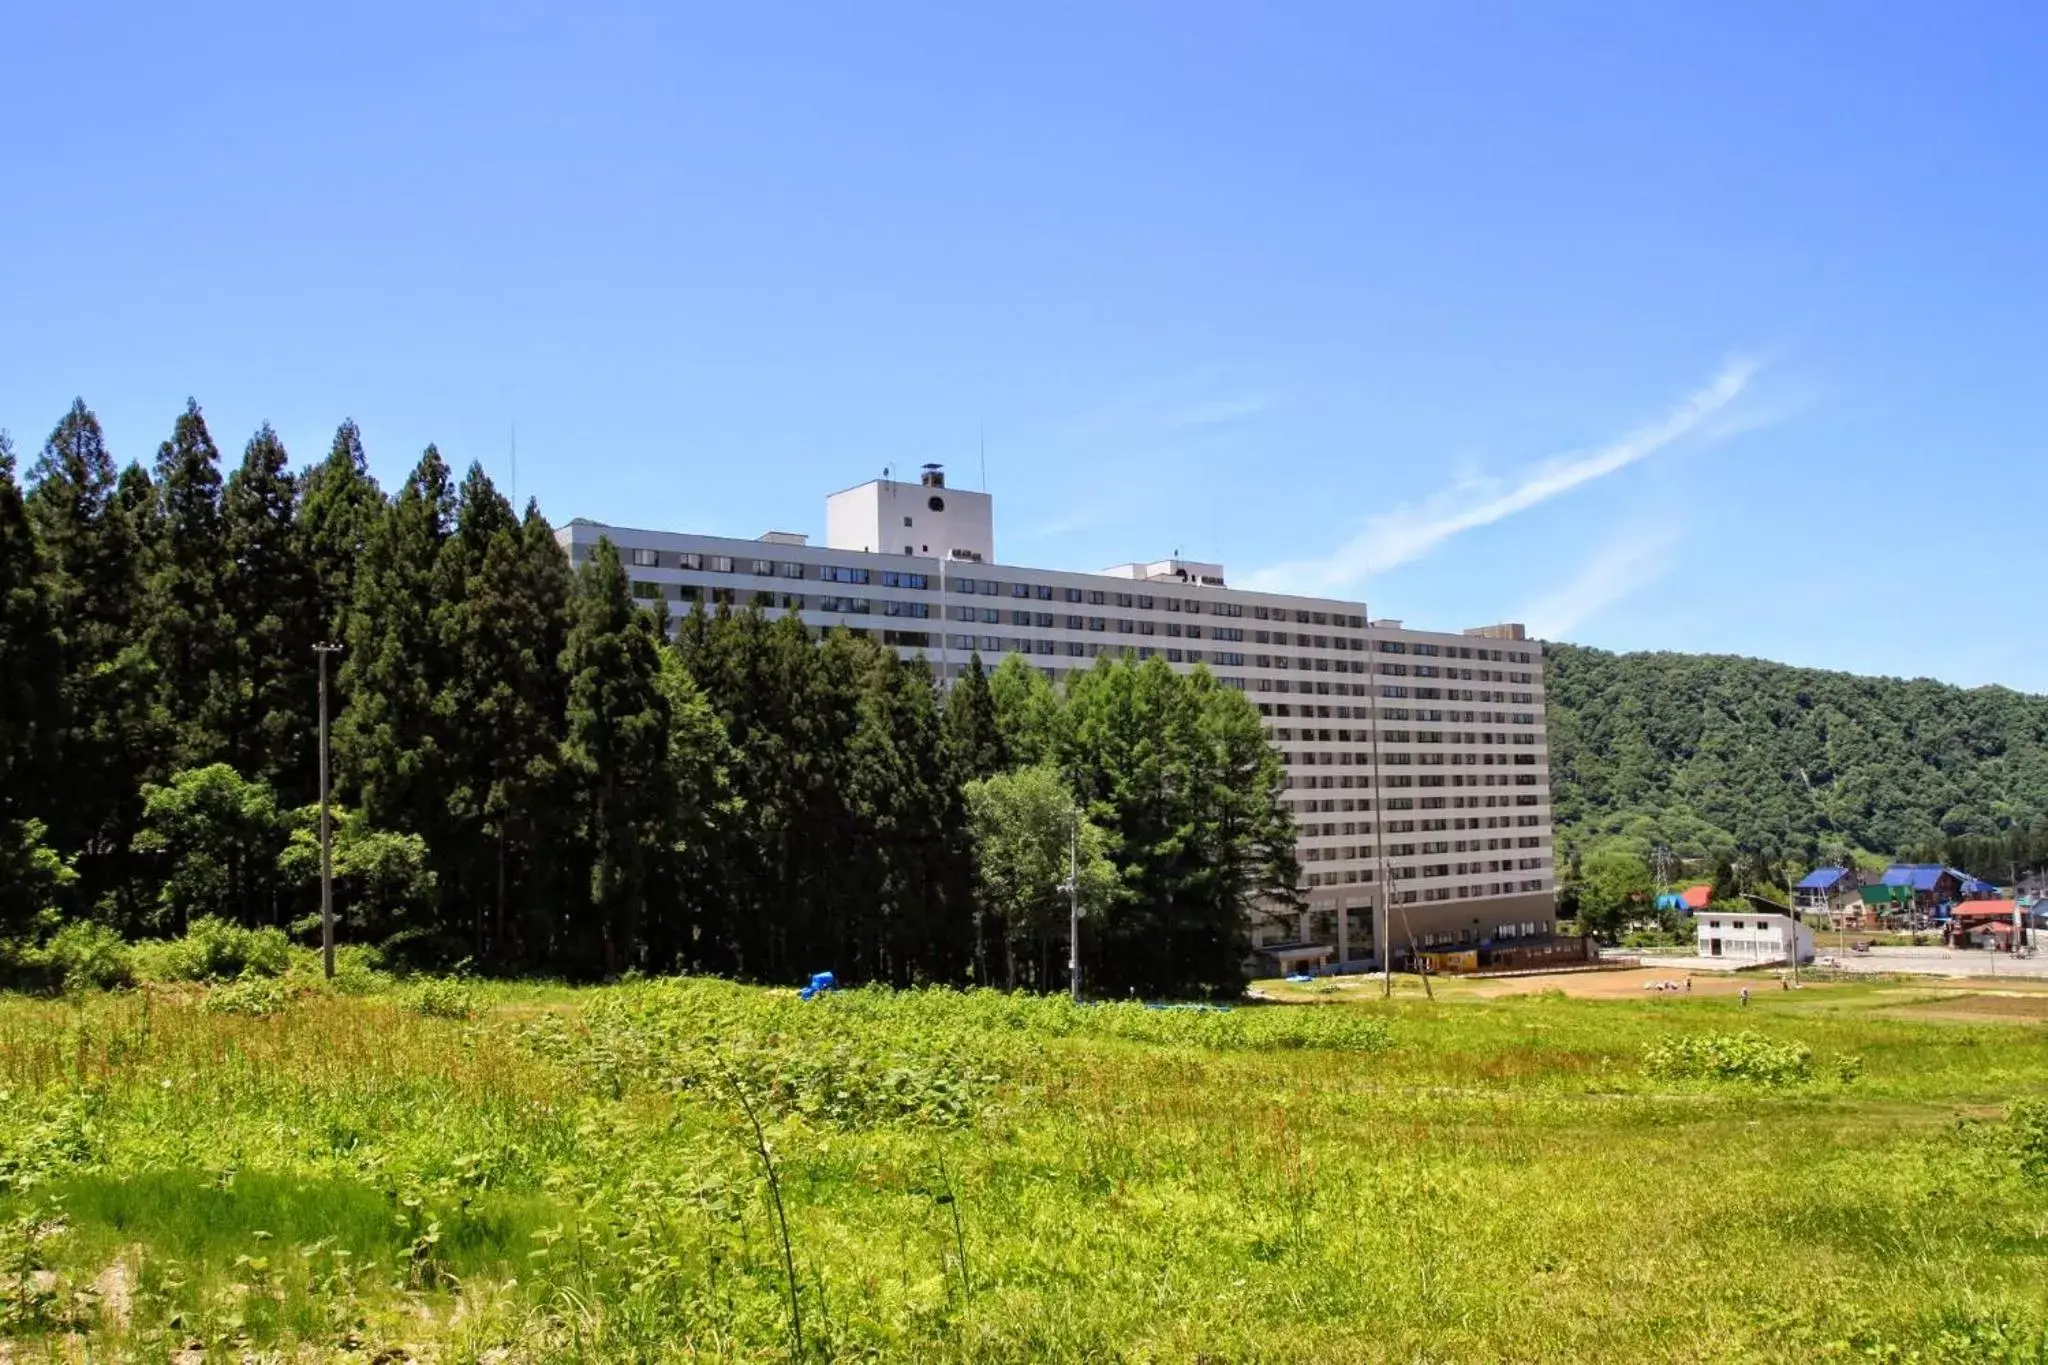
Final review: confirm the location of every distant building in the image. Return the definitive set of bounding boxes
[1795,867,1862,919]
[559,467,1556,974]
[1695,907,1815,965]
[1947,900,2033,951]
[1879,864,1972,913]
[1654,883,1713,914]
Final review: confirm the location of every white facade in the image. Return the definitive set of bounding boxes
[825,470,995,565]
[559,478,1555,967]
[1696,910,1815,966]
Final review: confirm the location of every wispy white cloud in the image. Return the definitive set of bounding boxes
[1521,527,1681,640]
[1159,393,1278,432]
[1240,357,1762,594]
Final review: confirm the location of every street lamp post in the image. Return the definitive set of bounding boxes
[314,642,345,980]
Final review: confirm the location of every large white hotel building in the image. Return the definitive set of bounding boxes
[559,466,1557,971]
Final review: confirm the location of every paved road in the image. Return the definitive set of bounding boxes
[1624,946,2048,980]
[1817,945,2048,979]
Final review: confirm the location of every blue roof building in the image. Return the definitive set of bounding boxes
[1796,867,1853,891]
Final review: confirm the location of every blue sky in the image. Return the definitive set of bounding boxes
[5,2,2045,687]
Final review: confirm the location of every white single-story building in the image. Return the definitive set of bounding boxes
[1696,908,1815,966]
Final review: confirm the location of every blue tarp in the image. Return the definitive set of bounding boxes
[799,970,836,1001]
[1796,867,1851,891]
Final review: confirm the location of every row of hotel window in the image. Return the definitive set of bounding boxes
[1290,794,1545,813]
[1287,774,1545,790]
[1257,701,1538,724]
[619,548,1371,622]
[1303,842,1547,861]
[1292,752,1543,768]
[1273,721,1541,738]
[1301,815,1546,835]
[1303,877,1549,896]
[1413,921,1552,947]
[1302,855,1552,878]
[616,551,1540,662]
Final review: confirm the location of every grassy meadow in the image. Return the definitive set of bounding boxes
[0,966,2044,1362]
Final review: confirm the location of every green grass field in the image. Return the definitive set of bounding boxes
[0,972,2043,1362]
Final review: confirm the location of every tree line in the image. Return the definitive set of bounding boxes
[0,399,1296,995]
[1545,642,2048,878]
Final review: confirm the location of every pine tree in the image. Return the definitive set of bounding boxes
[942,652,1007,782]
[221,424,318,803]
[24,402,159,917]
[647,646,736,972]
[145,399,232,767]
[336,446,456,950]
[989,651,1062,766]
[296,419,384,644]
[0,432,60,830]
[435,467,565,965]
[561,538,672,976]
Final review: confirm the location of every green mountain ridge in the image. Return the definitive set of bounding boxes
[1543,641,2048,870]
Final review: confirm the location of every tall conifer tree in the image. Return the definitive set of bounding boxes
[296,419,384,644]
[0,433,59,824]
[561,538,671,976]
[221,424,317,801]
[337,446,456,948]
[145,399,232,767]
[24,402,159,915]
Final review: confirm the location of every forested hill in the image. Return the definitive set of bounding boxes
[1543,643,2048,863]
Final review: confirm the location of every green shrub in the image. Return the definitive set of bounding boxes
[133,916,291,983]
[2012,1099,2048,1186]
[1644,1030,1812,1085]
[402,976,477,1020]
[199,973,294,1017]
[39,922,133,992]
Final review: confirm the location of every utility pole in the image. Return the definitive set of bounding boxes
[314,642,345,980]
[1068,806,1081,1003]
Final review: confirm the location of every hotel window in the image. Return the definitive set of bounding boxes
[1065,587,1084,603]
[1012,582,1031,598]
[1138,595,1155,610]
[1036,584,1055,600]
[709,555,735,573]
[631,581,661,600]
[630,547,659,567]
[980,579,1001,596]
[679,552,703,570]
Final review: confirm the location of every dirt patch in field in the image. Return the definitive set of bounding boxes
[1461,966,1788,1000]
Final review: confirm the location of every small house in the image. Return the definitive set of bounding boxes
[1879,864,1972,914]
[1947,899,2031,951]
[1655,884,1713,915]
[1696,907,1815,966]
[1795,867,1861,920]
